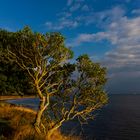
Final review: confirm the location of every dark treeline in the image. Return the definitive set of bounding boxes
[0,29,35,95]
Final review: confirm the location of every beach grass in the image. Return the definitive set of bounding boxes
[0,102,80,140]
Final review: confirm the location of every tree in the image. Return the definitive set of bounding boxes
[0,29,35,95]
[1,27,108,139]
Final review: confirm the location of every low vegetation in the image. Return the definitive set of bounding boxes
[0,102,80,140]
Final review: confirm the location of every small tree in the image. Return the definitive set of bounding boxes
[1,27,108,139]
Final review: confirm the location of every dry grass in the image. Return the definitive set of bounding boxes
[48,130,81,140]
[0,102,81,140]
[0,102,39,140]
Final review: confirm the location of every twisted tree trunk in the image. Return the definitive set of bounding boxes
[46,118,65,139]
[34,96,46,134]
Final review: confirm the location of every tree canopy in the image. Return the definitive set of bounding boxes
[0,27,108,139]
[0,29,35,95]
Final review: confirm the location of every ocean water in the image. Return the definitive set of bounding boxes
[7,98,39,110]
[7,95,140,140]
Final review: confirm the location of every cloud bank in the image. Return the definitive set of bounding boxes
[44,1,140,93]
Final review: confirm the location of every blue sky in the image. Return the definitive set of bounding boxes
[0,0,140,94]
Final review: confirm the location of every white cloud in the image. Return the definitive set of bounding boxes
[76,6,125,26]
[132,9,140,15]
[103,17,140,68]
[57,12,72,18]
[125,0,131,3]
[81,5,89,11]
[68,6,140,71]
[44,4,140,92]
[67,0,73,6]
[70,32,110,46]
[45,0,85,30]
[45,5,140,71]
[70,3,81,12]
[76,0,85,2]
[45,19,78,30]
[45,0,92,30]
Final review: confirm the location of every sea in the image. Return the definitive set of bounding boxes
[7,94,140,140]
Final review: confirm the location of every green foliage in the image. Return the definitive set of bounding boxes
[0,28,35,95]
[0,26,108,136]
[76,54,107,106]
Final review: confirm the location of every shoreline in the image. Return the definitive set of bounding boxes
[0,95,36,101]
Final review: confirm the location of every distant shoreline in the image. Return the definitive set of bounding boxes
[0,95,36,101]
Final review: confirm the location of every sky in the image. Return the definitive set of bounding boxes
[0,0,140,94]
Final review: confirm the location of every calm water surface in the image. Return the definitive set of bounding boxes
[7,95,140,140]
